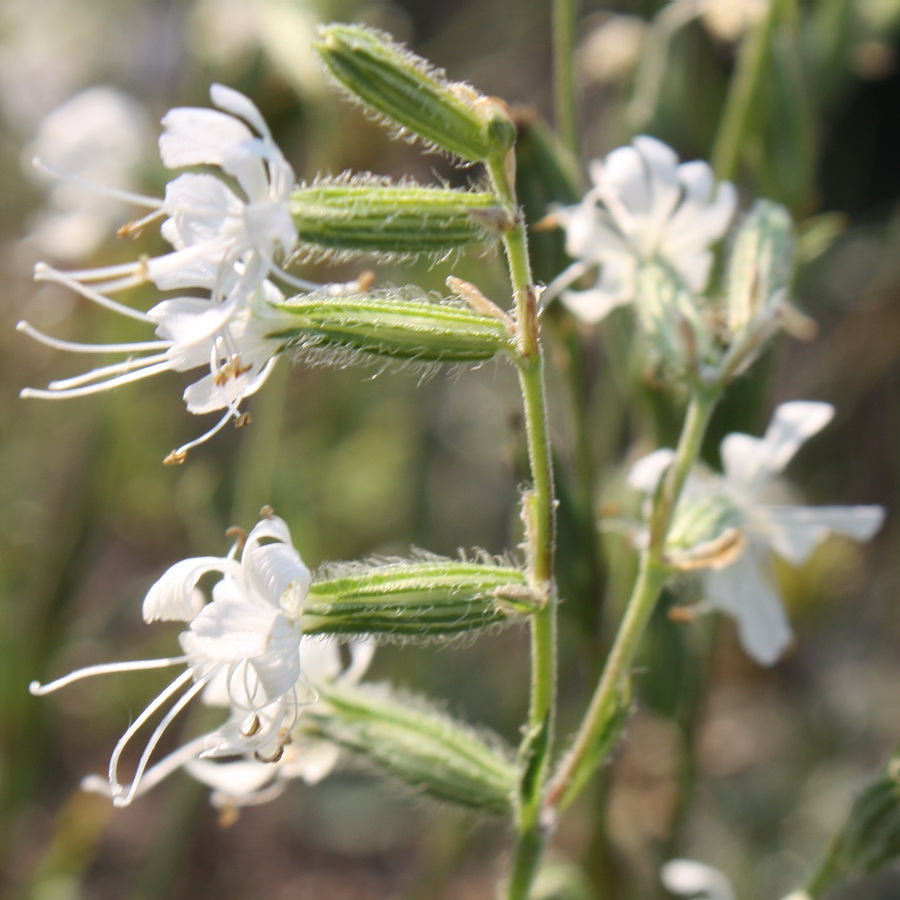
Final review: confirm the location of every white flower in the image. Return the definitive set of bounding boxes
[19,84,367,460]
[183,638,374,812]
[661,859,735,900]
[25,86,151,260]
[19,275,292,462]
[548,135,737,323]
[29,513,345,807]
[629,402,885,665]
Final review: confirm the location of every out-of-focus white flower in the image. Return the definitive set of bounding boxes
[548,135,736,323]
[25,86,151,260]
[30,513,354,807]
[577,14,647,85]
[700,0,767,43]
[661,859,735,900]
[629,402,885,665]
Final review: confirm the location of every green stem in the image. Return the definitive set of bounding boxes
[487,151,558,899]
[545,388,719,814]
[506,826,548,900]
[803,833,847,898]
[552,0,579,161]
[711,0,780,181]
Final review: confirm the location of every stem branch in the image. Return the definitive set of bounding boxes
[545,388,719,814]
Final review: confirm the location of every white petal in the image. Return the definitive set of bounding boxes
[159,106,255,170]
[760,504,884,565]
[210,84,272,142]
[185,757,276,797]
[665,166,736,256]
[180,582,282,666]
[703,549,792,665]
[628,448,675,492]
[291,742,341,785]
[661,859,735,900]
[300,639,343,682]
[149,296,236,351]
[245,542,311,615]
[721,401,834,493]
[561,284,632,324]
[182,359,275,414]
[161,173,244,250]
[342,639,376,684]
[143,556,238,622]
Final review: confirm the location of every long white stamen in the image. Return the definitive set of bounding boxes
[168,408,238,461]
[35,264,153,323]
[21,360,171,400]
[29,656,189,695]
[32,156,165,210]
[36,259,146,283]
[82,733,210,801]
[16,320,169,354]
[267,264,324,294]
[107,669,194,804]
[111,676,208,807]
[48,353,171,391]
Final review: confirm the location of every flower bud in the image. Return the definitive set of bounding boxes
[302,557,540,638]
[290,175,507,261]
[634,261,715,379]
[271,288,514,365]
[307,682,516,814]
[725,199,795,338]
[316,24,516,162]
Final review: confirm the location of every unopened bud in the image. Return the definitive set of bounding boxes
[316,24,516,162]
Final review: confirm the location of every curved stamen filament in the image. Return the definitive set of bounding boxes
[35,264,153,323]
[108,669,200,807]
[82,733,210,801]
[21,360,172,399]
[48,353,172,391]
[16,320,169,354]
[32,156,165,210]
[29,655,189,695]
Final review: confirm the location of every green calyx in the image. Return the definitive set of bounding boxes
[302,557,540,638]
[290,176,508,260]
[270,290,514,365]
[308,682,517,814]
[315,24,516,163]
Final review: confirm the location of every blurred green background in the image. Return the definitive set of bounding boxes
[1,0,899,897]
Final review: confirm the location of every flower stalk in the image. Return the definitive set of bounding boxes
[545,386,720,815]
[485,147,560,897]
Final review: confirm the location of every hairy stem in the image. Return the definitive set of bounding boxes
[545,388,719,814]
[487,151,558,899]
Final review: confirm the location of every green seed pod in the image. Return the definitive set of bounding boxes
[270,288,514,365]
[315,24,516,163]
[307,682,517,815]
[302,557,539,638]
[290,175,508,261]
